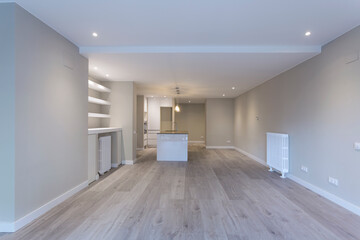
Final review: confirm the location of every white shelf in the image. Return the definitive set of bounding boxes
[88,127,122,135]
[88,80,111,93]
[88,113,111,118]
[88,96,111,105]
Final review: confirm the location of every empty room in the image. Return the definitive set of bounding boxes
[1,0,360,239]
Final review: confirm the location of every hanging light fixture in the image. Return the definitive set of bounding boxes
[175,98,181,112]
[175,104,180,112]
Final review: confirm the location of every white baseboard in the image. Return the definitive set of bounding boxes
[206,146,235,149]
[287,174,360,216]
[0,222,15,233]
[111,163,120,168]
[233,146,360,217]
[233,147,267,167]
[189,141,205,144]
[0,181,88,232]
[122,160,134,165]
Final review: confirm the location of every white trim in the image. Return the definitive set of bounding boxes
[287,174,360,216]
[0,222,15,232]
[1,181,88,232]
[122,160,134,165]
[189,141,205,144]
[80,45,321,54]
[233,147,267,167]
[111,163,120,168]
[233,147,360,217]
[206,146,234,149]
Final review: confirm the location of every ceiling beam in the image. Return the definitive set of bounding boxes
[80,45,321,54]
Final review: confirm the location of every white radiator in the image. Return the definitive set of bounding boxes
[99,135,111,175]
[266,132,289,178]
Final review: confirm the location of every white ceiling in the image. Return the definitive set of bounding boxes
[3,0,360,98]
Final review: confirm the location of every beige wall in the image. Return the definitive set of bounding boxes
[234,26,360,207]
[137,95,144,149]
[13,3,88,221]
[107,81,136,162]
[175,104,205,142]
[206,99,234,147]
[0,3,15,223]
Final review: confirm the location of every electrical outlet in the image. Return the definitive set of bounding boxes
[301,166,308,173]
[328,177,339,186]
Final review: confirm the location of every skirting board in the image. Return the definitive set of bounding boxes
[111,163,120,168]
[122,160,134,165]
[0,181,88,232]
[287,174,360,216]
[233,147,267,167]
[189,141,205,144]
[206,146,235,149]
[234,147,360,217]
[0,222,14,233]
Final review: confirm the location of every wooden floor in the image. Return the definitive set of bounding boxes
[2,144,360,240]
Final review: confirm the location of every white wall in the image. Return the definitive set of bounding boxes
[0,3,15,224]
[147,97,173,131]
[234,26,360,208]
[8,3,88,224]
[206,99,234,147]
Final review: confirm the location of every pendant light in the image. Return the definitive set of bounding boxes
[175,98,181,112]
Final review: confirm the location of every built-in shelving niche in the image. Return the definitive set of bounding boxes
[88,79,111,119]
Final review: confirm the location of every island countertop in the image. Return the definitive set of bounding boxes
[158,130,188,134]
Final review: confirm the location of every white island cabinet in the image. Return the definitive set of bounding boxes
[157,131,188,161]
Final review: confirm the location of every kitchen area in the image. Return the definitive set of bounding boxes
[139,96,206,162]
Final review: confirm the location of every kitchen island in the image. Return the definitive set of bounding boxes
[157,131,188,161]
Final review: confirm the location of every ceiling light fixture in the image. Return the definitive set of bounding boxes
[94,66,98,70]
[92,32,98,37]
[164,96,166,98]
[223,94,226,97]
[232,87,235,90]
[175,105,181,112]
[305,31,311,36]
[188,100,191,103]
[105,74,109,77]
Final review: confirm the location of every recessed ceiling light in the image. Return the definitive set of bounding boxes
[150,96,154,98]
[305,31,311,36]
[188,100,191,103]
[94,66,98,70]
[222,93,226,97]
[92,32,98,37]
[232,87,235,90]
[105,74,109,77]
[164,96,166,98]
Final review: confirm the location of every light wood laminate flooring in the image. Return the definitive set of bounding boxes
[1,144,360,240]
